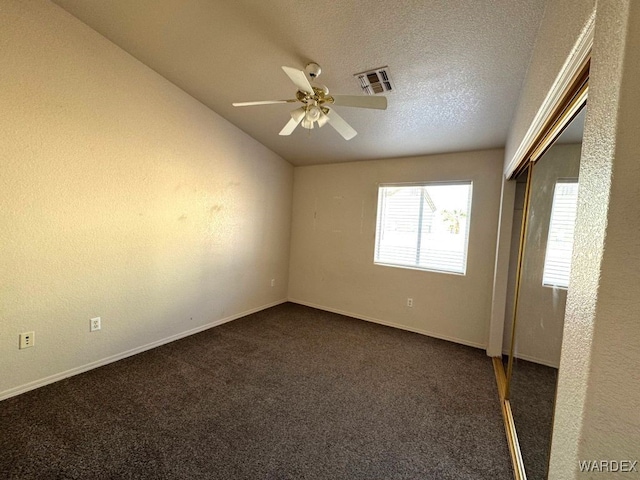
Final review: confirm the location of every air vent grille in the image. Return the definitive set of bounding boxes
[355,67,394,95]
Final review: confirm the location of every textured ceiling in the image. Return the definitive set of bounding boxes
[51,0,547,166]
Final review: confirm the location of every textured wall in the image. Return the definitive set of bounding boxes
[0,0,293,398]
[504,0,596,168]
[504,1,640,476]
[551,0,640,475]
[288,150,504,348]
[547,1,640,477]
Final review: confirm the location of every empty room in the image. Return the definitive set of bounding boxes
[1,1,639,479]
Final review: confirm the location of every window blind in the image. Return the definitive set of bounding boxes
[374,182,472,275]
[542,180,579,288]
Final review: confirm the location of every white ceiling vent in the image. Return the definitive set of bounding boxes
[354,67,394,95]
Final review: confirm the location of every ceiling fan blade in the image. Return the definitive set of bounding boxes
[279,117,302,136]
[279,107,305,136]
[326,109,357,140]
[290,106,306,122]
[282,66,313,94]
[233,99,297,107]
[329,95,387,110]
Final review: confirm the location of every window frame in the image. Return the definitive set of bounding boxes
[373,180,473,276]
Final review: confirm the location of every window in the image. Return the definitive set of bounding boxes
[374,182,473,275]
[542,179,579,288]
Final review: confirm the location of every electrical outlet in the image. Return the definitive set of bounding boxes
[19,331,35,349]
[270,278,276,287]
[90,317,101,332]
[407,298,413,308]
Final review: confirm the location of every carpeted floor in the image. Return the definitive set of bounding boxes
[0,303,512,479]
[509,359,558,480]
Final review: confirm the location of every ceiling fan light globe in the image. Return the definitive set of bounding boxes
[305,105,322,122]
[317,112,330,128]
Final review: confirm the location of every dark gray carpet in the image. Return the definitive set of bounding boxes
[1,303,512,479]
[509,359,558,480]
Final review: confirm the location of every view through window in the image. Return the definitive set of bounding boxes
[374,182,473,274]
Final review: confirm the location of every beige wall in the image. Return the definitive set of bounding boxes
[505,0,640,477]
[550,1,640,476]
[505,0,596,166]
[0,0,293,399]
[288,150,504,348]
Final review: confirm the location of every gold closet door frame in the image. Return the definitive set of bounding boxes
[509,59,590,179]
[505,59,589,397]
[496,57,590,480]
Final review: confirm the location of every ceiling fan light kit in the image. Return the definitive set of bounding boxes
[233,63,387,140]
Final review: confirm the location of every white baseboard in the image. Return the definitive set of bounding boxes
[0,299,287,401]
[288,298,486,350]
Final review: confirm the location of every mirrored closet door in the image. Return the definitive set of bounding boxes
[504,107,585,480]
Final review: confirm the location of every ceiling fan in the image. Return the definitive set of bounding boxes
[232,63,387,140]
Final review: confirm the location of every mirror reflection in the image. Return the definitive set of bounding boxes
[505,107,586,479]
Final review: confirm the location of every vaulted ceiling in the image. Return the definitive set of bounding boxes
[52,0,547,166]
